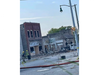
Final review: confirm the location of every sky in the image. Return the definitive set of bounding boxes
[20,0,79,36]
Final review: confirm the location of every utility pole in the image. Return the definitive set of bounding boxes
[69,0,79,56]
[74,4,79,30]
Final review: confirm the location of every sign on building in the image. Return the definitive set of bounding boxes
[30,41,39,47]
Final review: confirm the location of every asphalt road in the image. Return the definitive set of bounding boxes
[20,51,79,75]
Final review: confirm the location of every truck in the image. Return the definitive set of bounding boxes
[60,43,77,52]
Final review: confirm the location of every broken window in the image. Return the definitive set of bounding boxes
[34,31,37,37]
[37,31,40,37]
[27,30,30,38]
[30,47,34,52]
[30,30,33,38]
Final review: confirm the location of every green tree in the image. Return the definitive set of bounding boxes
[66,26,72,29]
[58,26,66,31]
[48,26,66,34]
[48,28,59,34]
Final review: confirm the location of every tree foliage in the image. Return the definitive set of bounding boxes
[66,26,72,29]
[48,26,72,34]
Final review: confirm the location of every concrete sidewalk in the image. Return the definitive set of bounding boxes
[20,51,78,67]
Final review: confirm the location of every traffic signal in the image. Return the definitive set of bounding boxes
[60,7,63,12]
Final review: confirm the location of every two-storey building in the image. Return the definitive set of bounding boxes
[20,22,42,56]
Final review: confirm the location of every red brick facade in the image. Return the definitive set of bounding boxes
[23,22,42,55]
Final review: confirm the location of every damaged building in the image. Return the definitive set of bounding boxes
[20,22,43,56]
[42,29,74,53]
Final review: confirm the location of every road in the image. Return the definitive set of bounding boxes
[20,51,79,75]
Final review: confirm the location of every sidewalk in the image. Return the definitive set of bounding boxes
[20,51,78,67]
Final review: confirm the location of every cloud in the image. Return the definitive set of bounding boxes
[20,17,52,21]
[52,1,56,3]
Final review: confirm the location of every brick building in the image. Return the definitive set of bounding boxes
[20,22,42,56]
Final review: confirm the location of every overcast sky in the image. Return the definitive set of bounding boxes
[20,0,79,36]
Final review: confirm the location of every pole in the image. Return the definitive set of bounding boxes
[69,0,79,56]
[74,4,79,30]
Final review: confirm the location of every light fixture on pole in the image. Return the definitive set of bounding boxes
[59,0,79,56]
[60,4,79,31]
[60,7,63,12]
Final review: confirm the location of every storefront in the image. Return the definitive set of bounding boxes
[29,41,41,56]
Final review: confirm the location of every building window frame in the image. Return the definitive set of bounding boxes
[30,47,34,53]
[27,30,30,38]
[34,30,37,37]
[37,31,40,37]
[30,30,33,38]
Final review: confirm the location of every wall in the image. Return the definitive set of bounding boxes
[42,36,49,52]
[20,33,23,59]
[23,22,42,55]
[20,24,28,52]
[47,29,74,50]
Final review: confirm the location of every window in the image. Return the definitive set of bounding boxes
[30,47,34,52]
[27,30,30,38]
[30,30,33,38]
[37,31,40,37]
[34,31,37,37]
[39,46,42,51]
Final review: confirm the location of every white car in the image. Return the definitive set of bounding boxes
[69,43,77,50]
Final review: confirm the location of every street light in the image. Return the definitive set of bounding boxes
[59,4,79,30]
[60,7,63,12]
[59,0,79,56]
[60,5,73,12]
[60,5,71,12]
